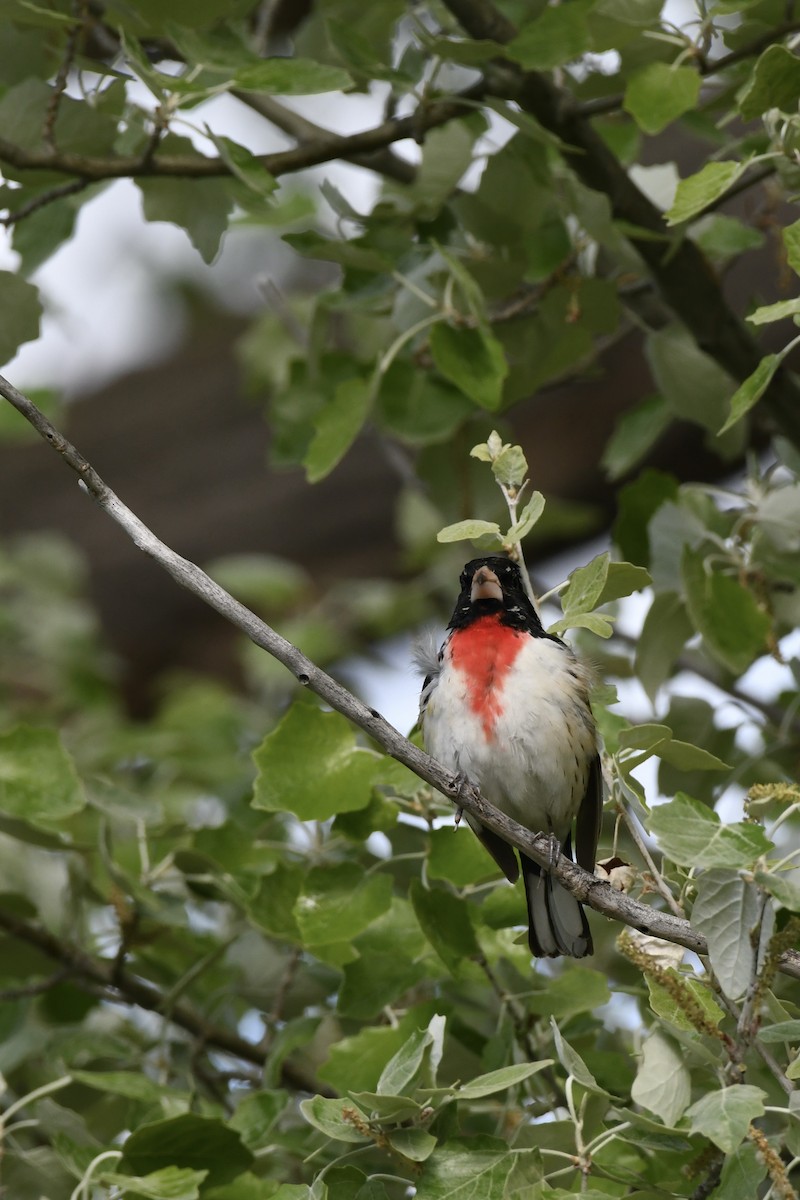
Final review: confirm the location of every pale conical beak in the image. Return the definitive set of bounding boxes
[471,566,503,603]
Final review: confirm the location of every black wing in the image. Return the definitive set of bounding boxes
[575,754,603,873]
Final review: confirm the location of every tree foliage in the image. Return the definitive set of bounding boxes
[1,1,800,1198]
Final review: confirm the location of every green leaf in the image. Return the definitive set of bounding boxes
[754,870,800,913]
[648,793,773,869]
[299,1096,372,1143]
[252,703,380,819]
[234,58,353,94]
[414,120,480,217]
[0,271,42,366]
[69,1070,176,1104]
[304,378,371,483]
[631,1030,691,1127]
[209,134,277,198]
[548,611,614,638]
[376,364,472,446]
[646,327,735,434]
[657,739,729,772]
[247,863,304,940]
[614,467,679,567]
[714,1145,768,1200]
[101,1168,207,1200]
[491,444,528,489]
[456,1060,552,1100]
[319,1004,440,1093]
[686,1085,766,1153]
[681,547,771,673]
[378,1014,445,1095]
[692,213,765,262]
[561,552,610,614]
[746,300,800,326]
[0,726,85,827]
[339,950,426,1020]
[758,1020,800,1043]
[414,1135,523,1199]
[138,174,233,264]
[349,1091,423,1123]
[550,1021,607,1094]
[507,0,593,70]
[507,492,545,542]
[429,323,508,411]
[601,394,672,481]
[526,967,610,1020]
[409,881,479,971]
[596,560,652,606]
[636,592,692,702]
[436,519,502,544]
[738,44,800,120]
[228,1092,287,1150]
[665,161,747,226]
[624,63,700,134]
[692,871,760,1000]
[783,218,800,275]
[294,863,392,945]
[427,827,498,886]
[120,1114,253,1190]
[718,355,780,434]
[386,1127,438,1162]
[207,1176,305,1200]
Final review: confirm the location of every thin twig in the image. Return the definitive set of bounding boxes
[0,969,72,1001]
[1,177,92,227]
[615,799,684,918]
[0,373,798,981]
[43,0,87,152]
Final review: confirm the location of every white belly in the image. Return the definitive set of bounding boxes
[424,635,596,840]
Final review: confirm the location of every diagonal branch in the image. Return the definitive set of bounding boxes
[0,372,798,982]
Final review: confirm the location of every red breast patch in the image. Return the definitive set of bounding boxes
[449,614,525,737]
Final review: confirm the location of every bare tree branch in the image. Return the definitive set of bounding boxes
[232,90,418,184]
[0,85,482,185]
[0,372,798,981]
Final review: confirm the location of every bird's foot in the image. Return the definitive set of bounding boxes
[545,831,562,870]
[449,771,474,827]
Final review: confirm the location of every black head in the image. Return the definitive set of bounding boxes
[448,556,547,635]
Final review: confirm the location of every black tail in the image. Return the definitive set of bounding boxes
[521,851,592,958]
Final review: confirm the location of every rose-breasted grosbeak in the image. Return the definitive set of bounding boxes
[419,556,602,958]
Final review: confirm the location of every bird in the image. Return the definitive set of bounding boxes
[418,555,602,958]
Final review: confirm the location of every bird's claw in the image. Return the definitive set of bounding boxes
[450,771,472,802]
[546,831,562,870]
